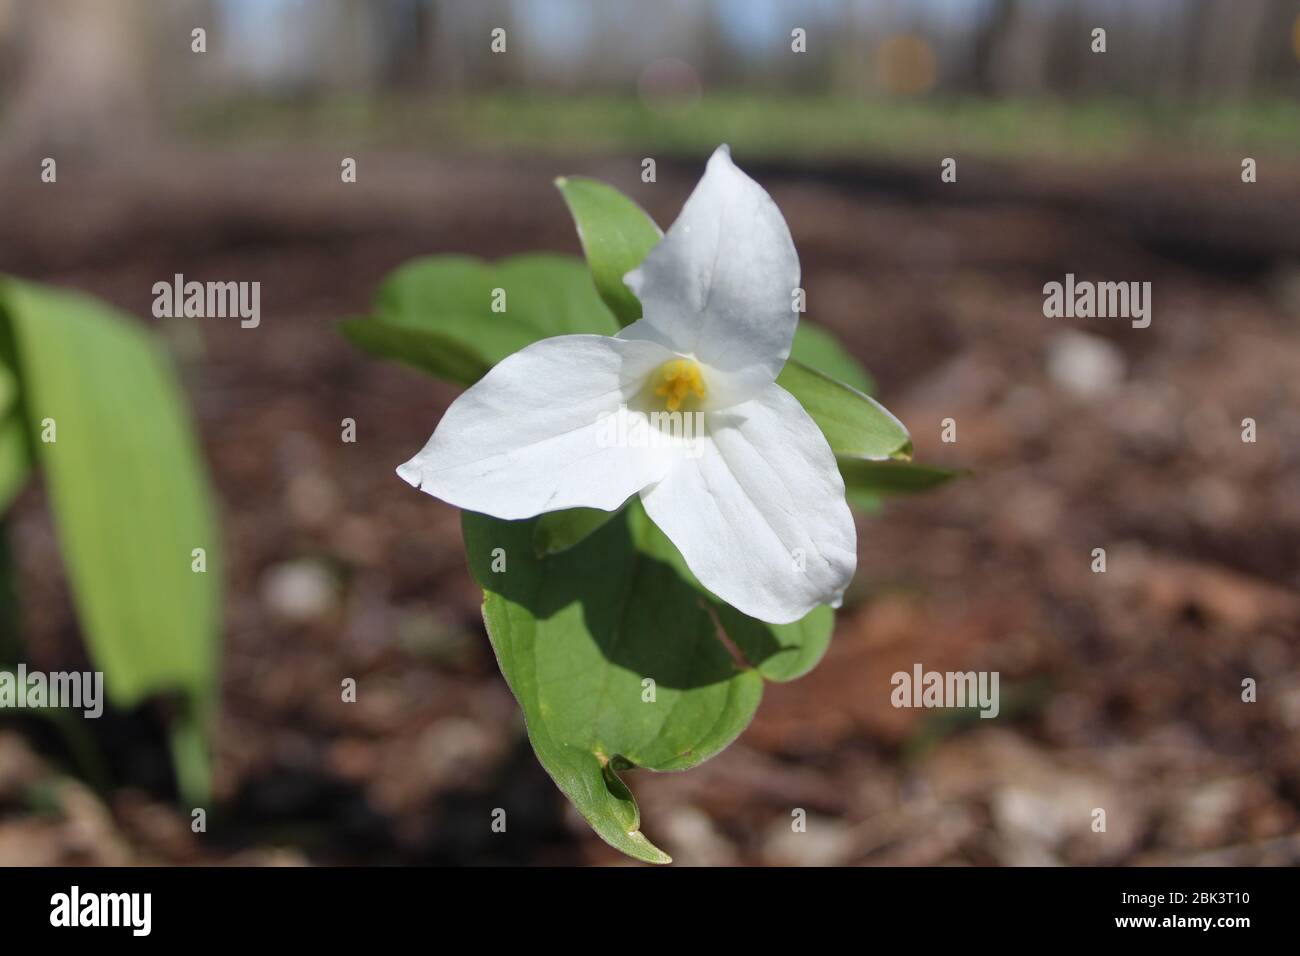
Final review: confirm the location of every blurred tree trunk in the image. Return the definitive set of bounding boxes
[383,0,436,89]
[970,0,1016,95]
[475,0,517,90]
[1179,0,1215,98]
[1199,0,1272,98]
[830,0,872,96]
[695,2,734,89]
[325,0,380,92]
[429,0,468,93]
[3,0,157,158]
[1043,0,1088,96]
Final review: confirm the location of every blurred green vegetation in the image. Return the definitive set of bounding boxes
[185,92,1300,163]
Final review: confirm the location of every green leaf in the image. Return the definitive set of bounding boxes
[555,176,661,327]
[788,323,874,394]
[0,278,220,802]
[533,505,622,557]
[837,459,966,496]
[776,359,911,461]
[844,487,883,515]
[342,254,618,386]
[464,500,830,862]
[465,505,758,863]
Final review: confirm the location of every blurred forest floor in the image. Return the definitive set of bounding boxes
[1,142,1298,865]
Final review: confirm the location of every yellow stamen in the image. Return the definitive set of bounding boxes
[653,358,708,412]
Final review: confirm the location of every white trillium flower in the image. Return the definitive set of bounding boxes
[398,145,857,625]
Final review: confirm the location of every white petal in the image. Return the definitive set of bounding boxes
[398,334,675,519]
[621,145,800,404]
[639,383,856,624]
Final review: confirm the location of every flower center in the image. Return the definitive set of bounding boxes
[653,358,708,412]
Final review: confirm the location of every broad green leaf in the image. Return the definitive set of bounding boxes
[341,254,618,386]
[465,504,765,863]
[777,360,911,460]
[0,278,220,802]
[555,176,661,327]
[837,459,966,495]
[788,322,874,394]
[533,505,622,557]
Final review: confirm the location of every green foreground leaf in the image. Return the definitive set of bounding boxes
[465,501,828,863]
[0,278,220,801]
